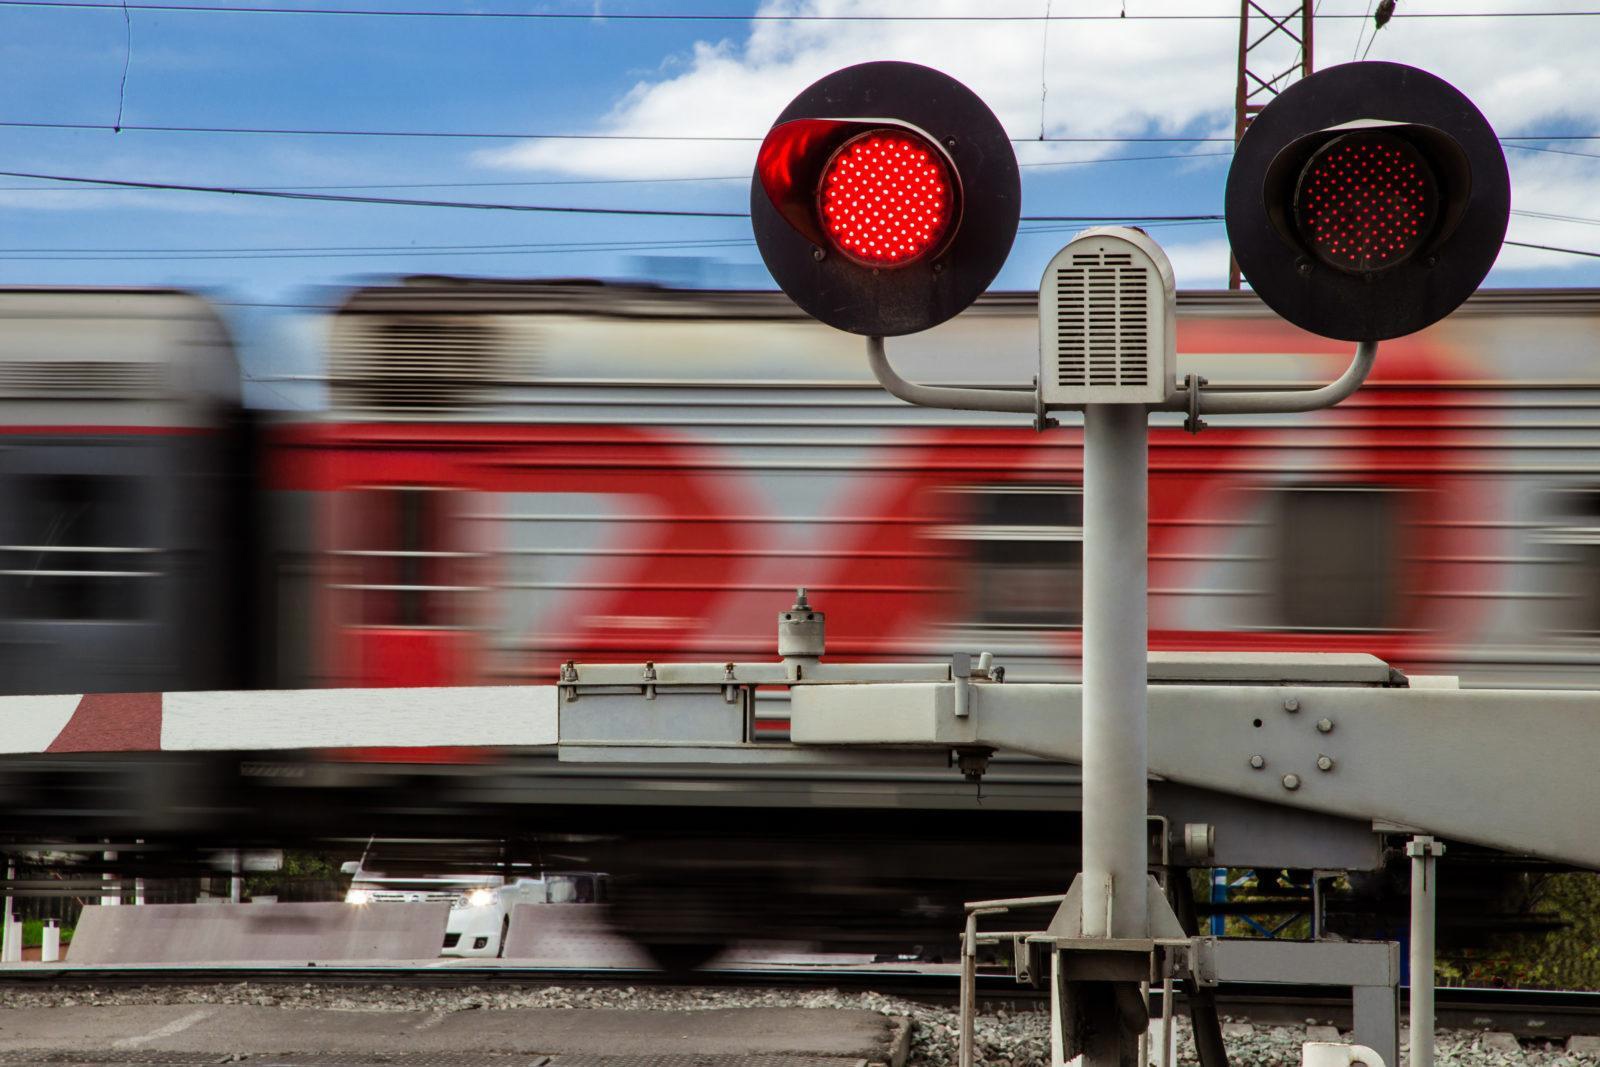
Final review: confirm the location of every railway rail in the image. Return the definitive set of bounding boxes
[4,964,1599,1039]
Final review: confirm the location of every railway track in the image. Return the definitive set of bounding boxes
[4,965,1599,1039]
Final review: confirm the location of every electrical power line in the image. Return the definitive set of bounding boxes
[0,119,1245,144]
[0,166,1232,222]
[0,150,1237,194]
[1504,239,1600,259]
[12,229,1599,263]
[7,167,1600,251]
[2,118,1591,145]
[1504,143,1600,162]
[0,168,751,217]
[0,205,1581,253]
[1,1,1596,19]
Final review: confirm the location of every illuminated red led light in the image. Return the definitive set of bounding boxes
[818,130,955,267]
[1293,132,1439,274]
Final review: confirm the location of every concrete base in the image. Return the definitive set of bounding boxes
[502,902,653,966]
[0,1004,907,1064]
[68,902,449,964]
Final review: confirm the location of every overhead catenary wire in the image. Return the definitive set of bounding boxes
[0,168,750,217]
[0,150,1239,193]
[1504,239,1600,259]
[0,221,1225,261]
[1,1,1596,19]
[2,168,1595,262]
[0,119,1243,143]
[0,166,1227,223]
[1,119,1592,144]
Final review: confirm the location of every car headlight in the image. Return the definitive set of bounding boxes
[454,883,496,908]
[346,889,372,906]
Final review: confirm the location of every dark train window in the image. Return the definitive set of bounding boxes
[0,475,151,621]
[938,486,1083,628]
[1274,487,1400,631]
[339,487,462,628]
[1547,489,1600,636]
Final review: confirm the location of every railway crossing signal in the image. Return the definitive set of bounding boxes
[745,60,1514,1067]
[751,61,1020,336]
[1225,61,1510,342]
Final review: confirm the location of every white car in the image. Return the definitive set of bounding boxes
[343,867,607,958]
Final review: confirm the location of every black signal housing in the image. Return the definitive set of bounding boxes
[1225,62,1509,342]
[751,62,1020,337]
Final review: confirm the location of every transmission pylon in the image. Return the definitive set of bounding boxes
[1229,1,1314,289]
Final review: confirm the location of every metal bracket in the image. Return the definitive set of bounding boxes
[1183,374,1209,435]
[1034,378,1059,432]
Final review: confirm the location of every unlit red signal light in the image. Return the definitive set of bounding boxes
[1293,132,1439,274]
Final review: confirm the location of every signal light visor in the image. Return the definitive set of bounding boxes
[818,130,954,267]
[1293,132,1440,274]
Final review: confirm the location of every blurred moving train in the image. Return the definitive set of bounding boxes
[5,280,1599,961]
[5,279,1598,699]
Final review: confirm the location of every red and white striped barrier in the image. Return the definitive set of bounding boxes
[0,687,558,754]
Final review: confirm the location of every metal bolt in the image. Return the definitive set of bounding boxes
[1282,773,1301,791]
[1424,255,1438,268]
[1248,754,1266,770]
[1316,754,1336,772]
[811,247,825,262]
[1316,718,1334,734]
[1296,260,1312,277]
[932,262,945,273]
[1283,697,1300,713]
[945,137,958,148]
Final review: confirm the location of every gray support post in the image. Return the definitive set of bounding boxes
[101,849,119,906]
[1080,403,1150,941]
[1407,837,1444,1067]
[959,914,977,1067]
[1352,984,1400,1067]
[1,858,13,963]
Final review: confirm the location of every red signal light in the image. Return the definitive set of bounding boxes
[751,61,1019,336]
[1293,131,1439,274]
[818,130,954,267]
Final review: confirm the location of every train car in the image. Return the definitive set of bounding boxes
[0,288,245,697]
[261,279,1600,695]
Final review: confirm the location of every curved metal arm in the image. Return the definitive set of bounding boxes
[867,336,1036,413]
[1177,340,1379,416]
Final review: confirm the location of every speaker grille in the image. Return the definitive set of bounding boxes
[1053,249,1150,389]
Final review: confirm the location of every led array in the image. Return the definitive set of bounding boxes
[1295,133,1437,273]
[819,131,953,267]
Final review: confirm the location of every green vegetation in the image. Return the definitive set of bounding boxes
[243,850,344,901]
[19,919,72,949]
[1440,872,1600,990]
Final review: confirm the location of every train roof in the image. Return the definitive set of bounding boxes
[0,286,240,426]
[334,276,1600,320]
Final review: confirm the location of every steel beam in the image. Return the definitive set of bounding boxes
[791,679,1600,869]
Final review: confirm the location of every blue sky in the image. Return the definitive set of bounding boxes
[1,0,1597,322]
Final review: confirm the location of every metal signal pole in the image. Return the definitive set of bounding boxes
[1079,404,1149,942]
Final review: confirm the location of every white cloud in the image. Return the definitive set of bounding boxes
[1158,236,1233,289]
[471,0,1600,273]
[476,0,1239,180]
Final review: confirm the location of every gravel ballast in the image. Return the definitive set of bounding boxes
[2,982,1597,1066]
